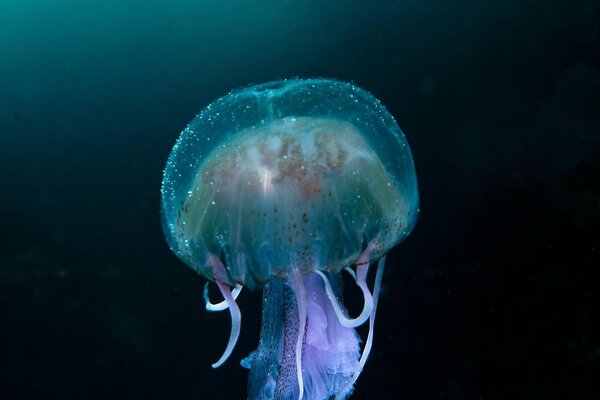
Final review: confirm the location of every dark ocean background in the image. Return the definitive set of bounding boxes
[1,1,599,399]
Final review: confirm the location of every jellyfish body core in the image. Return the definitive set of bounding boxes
[161,79,418,400]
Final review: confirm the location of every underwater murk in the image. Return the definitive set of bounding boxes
[161,78,419,399]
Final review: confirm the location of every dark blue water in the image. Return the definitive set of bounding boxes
[1,1,599,399]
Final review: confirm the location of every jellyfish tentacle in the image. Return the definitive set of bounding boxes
[292,269,306,400]
[211,280,242,368]
[340,255,386,398]
[316,241,377,328]
[204,282,243,312]
[315,261,373,328]
[359,255,385,370]
[207,253,242,368]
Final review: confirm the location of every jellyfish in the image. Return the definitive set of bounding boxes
[161,78,418,400]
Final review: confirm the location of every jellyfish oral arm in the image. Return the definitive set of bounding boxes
[201,245,386,398]
[248,271,361,400]
[246,253,386,399]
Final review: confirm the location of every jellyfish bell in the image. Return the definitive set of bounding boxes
[174,116,412,288]
[161,78,419,400]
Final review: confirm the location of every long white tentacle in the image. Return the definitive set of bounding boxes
[292,270,306,400]
[339,255,386,398]
[315,261,373,328]
[204,282,243,311]
[359,255,385,369]
[211,281,242,368]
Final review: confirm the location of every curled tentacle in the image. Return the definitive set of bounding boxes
[207,253,242,369]
[211,280,242,368]
[340,255,386,398]
[204,282,243,312]
[315,261,373,328]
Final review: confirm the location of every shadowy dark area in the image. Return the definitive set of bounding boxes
[0,1,598,399]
